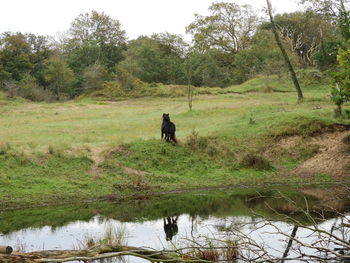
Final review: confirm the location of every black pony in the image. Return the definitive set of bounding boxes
[161,113,177,143]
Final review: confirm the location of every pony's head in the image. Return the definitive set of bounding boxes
[162,113,170,121]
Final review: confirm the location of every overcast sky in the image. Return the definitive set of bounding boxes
[0,0,300,40]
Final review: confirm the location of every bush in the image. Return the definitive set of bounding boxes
[330,48,350,115]
[240,153,273,170]
[3,75,55,102]
[83,63,109,91]
[298,69,326,85]
[101,81,126,98]
[0,142,11,155]
[115,66,144,91]
[185,130,220,157]
[196,249,220,262]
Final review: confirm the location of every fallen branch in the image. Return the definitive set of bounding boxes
[0,244,212,263]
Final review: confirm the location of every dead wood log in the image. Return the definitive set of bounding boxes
[0,246,13,254]
[0,245,210,263]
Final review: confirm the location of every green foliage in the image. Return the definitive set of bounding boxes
[300,0,350,41]
[274,11,338,66]
[186,49,234,87]
[44,55,75,99]
[314,41,343,69]
[233,29,289,81]
[186,2,259,53]
[331,48,350,115]
[119,34,186,84]
[17,74,55,101]
[297,68,327,85]
[115,66,145,90]
[240,153,273,170]
[68,10,126,71]
[0,32,33,81]
[83,63,109,91]
[339,9,350,40]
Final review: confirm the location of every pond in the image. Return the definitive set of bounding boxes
[1,186,350,262]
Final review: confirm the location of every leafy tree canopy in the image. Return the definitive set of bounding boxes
[186,2,259,53]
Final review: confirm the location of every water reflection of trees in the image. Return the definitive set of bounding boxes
[210,188,350,262]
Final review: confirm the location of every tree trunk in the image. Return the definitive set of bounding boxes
[266,0,304,102]
[188,84,193,111]
[281,226,298,263]
[186,62,194,111]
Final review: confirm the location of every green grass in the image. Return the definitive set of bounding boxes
[0,75,349,208]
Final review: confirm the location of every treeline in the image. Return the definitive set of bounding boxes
[0,0,349,102]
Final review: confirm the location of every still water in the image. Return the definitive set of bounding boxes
[1,186,350,262]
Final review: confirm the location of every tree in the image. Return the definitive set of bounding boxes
[119,34,187,84]
[233,29,292,81]
[66,10,127,73]
[43,55,75,99]
[120,37,167,83]
[266,0,304,102]
[300,0,350,40]
[263,11,340,66]
[0,32,33,82]
[186,2,259,54]
[185,49,234,87]
[152,32,189,84]
[331,47,350,116]
[83,63,109,91]
[26,34,53,86]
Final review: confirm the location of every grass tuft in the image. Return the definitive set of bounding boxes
[240,153,273,170]
[0,142,11,155]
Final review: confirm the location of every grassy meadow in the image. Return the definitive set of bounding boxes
[0,75,349,208]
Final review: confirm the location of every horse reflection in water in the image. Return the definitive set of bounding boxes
[163,216,179,241]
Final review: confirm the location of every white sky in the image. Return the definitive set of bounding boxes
[0,0,300,40]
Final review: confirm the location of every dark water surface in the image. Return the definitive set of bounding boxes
[1,186,350,262]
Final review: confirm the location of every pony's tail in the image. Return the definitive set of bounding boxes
[172,134,177,143]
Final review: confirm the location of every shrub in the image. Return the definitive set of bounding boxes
[330,48,350,116]
[0,142,11,155]
[196,249,220,262]
[113,174,151,191]
[3,75,56,102]
[115,66,144,91]
[102,81,126,98]
[48,145,55,155]
[298,68,325,85]
[240,153,273,170]
[83,63,109,91]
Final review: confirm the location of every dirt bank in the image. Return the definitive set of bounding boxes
[278,126,350,177]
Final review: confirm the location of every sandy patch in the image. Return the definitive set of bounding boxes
[89,146,107,177]
[279,129,350,177]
